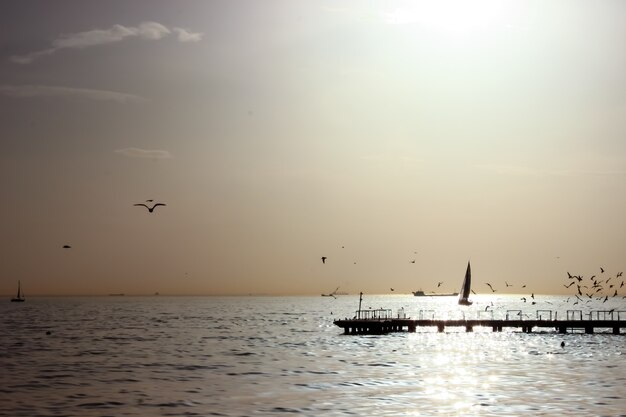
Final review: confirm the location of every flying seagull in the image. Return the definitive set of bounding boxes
[134,203,166,213]
[62,245,71,249]
[485,283,496,292]
[321,256,327,264]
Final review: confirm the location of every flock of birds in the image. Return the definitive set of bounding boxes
[563,268,625,305]
[319,252,625,309]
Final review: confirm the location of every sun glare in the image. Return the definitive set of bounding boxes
[385,0,513,36]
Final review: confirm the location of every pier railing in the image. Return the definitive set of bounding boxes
[335,309,626,335]
[354,308,393,320]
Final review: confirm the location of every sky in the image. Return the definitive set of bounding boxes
[1,0,625,296]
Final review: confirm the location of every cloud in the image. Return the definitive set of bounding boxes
[173,27,203,42]
[0,84,147,103]
[114,148,172,159]
[475,164,543,177]
[475,164,626,177]
[383,8,419,25]
[10,21,202,64]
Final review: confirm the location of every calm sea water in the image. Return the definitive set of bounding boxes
[1,295,626,416]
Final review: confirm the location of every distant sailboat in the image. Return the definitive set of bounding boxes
[11,280,25,302]
[322,286,340,298]
[458,262,473,306]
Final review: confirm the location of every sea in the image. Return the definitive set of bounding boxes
[1,294,626,417]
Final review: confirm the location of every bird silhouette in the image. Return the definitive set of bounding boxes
[485,283,496,292]
[601,267,605,273]
[505,281,512,287]
[410,260,416,263]
[62,245,71,249]
[134,203,166,213]
[390,288,395,291]
[564,282,574,288]
[437,281,443,287]
[321,257,327,264]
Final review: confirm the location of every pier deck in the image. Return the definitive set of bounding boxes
[334,318,626,335]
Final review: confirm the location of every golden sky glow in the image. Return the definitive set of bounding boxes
[1,1,625,296]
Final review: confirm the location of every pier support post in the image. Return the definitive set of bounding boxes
[613,327,620,335]
[559,327,566,334]
[465,325,473,332]
[585,326,594,334]
[438,324,444,333]
[408,323,416,333]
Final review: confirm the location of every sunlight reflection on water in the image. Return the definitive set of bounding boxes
[1,295,626,416]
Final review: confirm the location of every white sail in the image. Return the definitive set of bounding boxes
[11,280,25,302]
[458,262,472,305]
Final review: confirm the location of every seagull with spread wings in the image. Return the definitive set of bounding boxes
[134,202,167,213]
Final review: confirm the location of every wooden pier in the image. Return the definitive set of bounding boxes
[334,305,626,335]
[334,317,626,335]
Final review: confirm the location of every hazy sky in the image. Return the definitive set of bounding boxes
[1,0,625,296]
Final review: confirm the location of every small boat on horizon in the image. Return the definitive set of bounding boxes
[11,280,25,302]
[458,261,473,306]
[322,286,340,297]
[412,289,459,297]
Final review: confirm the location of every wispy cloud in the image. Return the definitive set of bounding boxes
[0,84,147,103]
[10,21,202,64]
[476,164,626,177]
[173,27,203,43]
[475,164,544,177]
[114,148,172,159]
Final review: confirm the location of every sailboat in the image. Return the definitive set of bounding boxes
[11,280,25,302]
[321,286,340,298]
[458,262,472,306]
